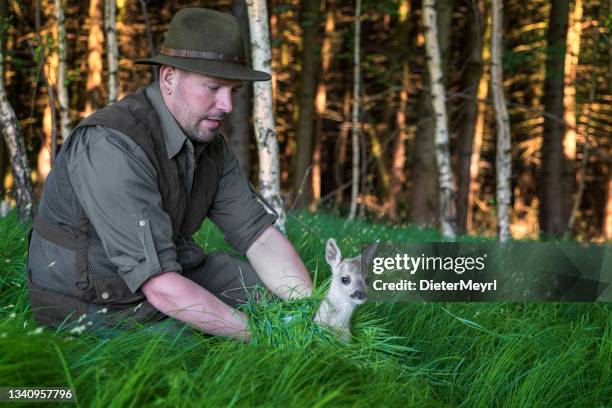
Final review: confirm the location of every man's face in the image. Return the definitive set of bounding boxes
[163,67,243,143]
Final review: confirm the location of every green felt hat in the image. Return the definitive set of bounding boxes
[135,8,270,82]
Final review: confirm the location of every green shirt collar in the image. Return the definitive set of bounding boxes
[146,82,188,159]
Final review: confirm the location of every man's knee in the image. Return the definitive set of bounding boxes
[199,251,265,306]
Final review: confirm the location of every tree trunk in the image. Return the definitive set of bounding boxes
[37,0,58,183]
[0,46,35,221]
[409,0,453,228]
[138,0,158,82]
[54,0,71,140]
[562,0,582,162]
[85,0,105,115]
[225,0,252,176]
[334,86,351,208]
[105,0,119,103]
[567,71,595,234]
[310,2,336,211]
[293,0,320,209]
[388,0,412,222]
[422,0,455,238]
[604,174,612,240]
[388,64,409,222]
[246,0,285,231]
[0,0,6,198]
[562,0,583,234]
[38,105,54,182]
[348,0,362,221]
[466,61,490,234]
[491,0,512,242]
[540,0,570,237]
[607,1,612,240]
[456,0,486,234]
[367,124,390,198]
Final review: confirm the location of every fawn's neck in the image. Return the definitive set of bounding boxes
[320,289,356,328]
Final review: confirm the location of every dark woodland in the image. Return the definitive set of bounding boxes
[1,0,610,241]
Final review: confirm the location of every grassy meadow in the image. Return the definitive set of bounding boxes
[0,211,610,407]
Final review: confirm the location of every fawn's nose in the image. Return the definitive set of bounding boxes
[351,291,366,300]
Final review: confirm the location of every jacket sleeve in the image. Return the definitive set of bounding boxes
[207,137,278,256]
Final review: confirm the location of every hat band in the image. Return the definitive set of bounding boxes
[160,46,246,65]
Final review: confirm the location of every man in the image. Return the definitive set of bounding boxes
[26,8,312,342]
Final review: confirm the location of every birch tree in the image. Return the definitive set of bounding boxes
[245,0,285,231]
[0,43,35,221]
[410,0,453,228]
[422,0,455,238]
[348,0,362,221]
[105,0,119,103]
[491,0,511,242]
[54,0,70,140]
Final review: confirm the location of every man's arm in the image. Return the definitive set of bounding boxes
[246,225,312,299]
[207,137,313,300]
[141,271,250,342]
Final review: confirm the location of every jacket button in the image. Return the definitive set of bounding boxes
[138,220,146,227]
[101,292,110,300]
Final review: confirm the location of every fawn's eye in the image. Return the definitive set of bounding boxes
[341,276,351,285]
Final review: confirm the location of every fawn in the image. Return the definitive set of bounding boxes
[313,238,378,342]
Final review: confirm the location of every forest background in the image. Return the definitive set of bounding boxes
[0,0,610,241]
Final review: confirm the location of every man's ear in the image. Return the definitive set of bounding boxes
[159,65,177,95]
[325,238,342,269]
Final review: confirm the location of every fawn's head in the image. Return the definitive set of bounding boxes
[325,238,378,305]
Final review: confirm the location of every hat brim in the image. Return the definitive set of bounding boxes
[135,54,271,82]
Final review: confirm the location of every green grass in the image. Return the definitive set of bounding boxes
[0,211,610,407]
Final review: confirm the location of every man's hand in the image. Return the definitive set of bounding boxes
[246,225,313,299]
[141,271,251,342]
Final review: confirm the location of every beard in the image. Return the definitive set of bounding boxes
[182,119,216,143]
[177,112,226,144]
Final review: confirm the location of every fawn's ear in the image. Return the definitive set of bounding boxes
[361,241,380,264]
[355,241,380,275]
[325,238,342,268]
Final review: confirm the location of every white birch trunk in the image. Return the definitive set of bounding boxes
[422,0,455,238]
[245,0,285,231]
[491,0,512,242]
[54,0,71,140]
[0,47,35,221]
[348,0,361,221]
[104,0,119,103]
